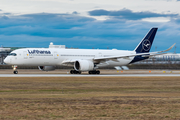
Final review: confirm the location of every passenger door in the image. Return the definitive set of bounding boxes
[23,51,28,59]
[54,52,58,59]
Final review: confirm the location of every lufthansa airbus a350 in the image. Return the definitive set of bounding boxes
[4,28,175,74]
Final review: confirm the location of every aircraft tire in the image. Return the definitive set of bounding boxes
[71,70,81,74]
[14,71,18,74]
[73,70,76,74]
[88,71,92,74]
[89,70,100,74]
[96,70,100,74]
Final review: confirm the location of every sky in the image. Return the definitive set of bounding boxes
[0,0,180,53]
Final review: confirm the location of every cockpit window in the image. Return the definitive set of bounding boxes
[8,53,17,56]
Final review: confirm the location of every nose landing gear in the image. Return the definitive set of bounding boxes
[13,71,18,74]
[13,65,18,74]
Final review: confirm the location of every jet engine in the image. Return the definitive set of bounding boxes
[74,60,94,71]
[38,66,56,71]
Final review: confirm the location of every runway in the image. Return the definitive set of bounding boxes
[1,74,180,77]
[1,69,180,77]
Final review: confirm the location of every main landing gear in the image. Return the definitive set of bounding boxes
[70,70,100,74]
[13,65,18,74]
[70,70,81,74]
[88,70,100,74]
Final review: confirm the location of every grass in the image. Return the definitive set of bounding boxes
[0,77,180,119]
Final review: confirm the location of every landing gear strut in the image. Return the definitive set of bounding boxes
[13,65,18,74]
[70,70,81,74]
[89,70,100,74]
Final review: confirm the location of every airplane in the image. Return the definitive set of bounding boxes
[4,28,175,74]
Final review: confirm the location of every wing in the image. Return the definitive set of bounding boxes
[93,43,175,61]
[61,59,77,66]
[62,43,175,65]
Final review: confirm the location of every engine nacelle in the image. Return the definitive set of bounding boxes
[74,60,94,71]
[38,66,56,71]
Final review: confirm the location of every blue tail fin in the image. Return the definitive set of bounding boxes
[134,28,158,53]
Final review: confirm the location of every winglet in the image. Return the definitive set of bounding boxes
[157,43,176,53]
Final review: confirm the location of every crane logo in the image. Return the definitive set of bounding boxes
[142,39,151,51]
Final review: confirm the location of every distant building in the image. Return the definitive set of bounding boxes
[134,53,180,64]
[0,48,11,64]
[49,42,66,49]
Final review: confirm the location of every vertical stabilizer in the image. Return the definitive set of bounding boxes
[134,28,158,53]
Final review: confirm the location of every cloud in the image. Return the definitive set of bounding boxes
[0,11,179,53]
[0,13,95,37]
[173,17,180,24]
[72,11,79,14]
[89,9,178,20]
[145,0,173,1]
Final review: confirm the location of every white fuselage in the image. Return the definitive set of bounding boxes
[4,48,135,67]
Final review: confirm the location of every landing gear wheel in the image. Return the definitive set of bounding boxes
[70,70,73,74]
[73,70,77,74]
[13,71,18,74]
[70,70,81,74]
[12,65,18,74]
[89,70,100,74]
[96,70,100,74]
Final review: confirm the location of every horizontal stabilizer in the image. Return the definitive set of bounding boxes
[121,66,129,70]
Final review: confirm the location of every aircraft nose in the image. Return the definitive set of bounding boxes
[4,57,10,64]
